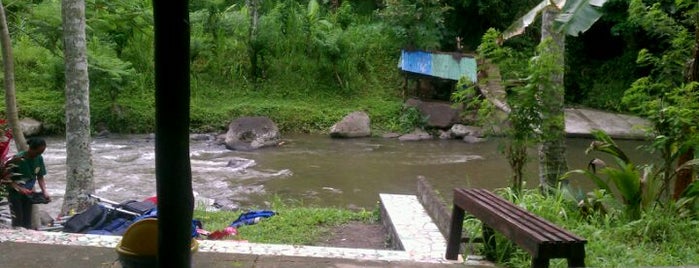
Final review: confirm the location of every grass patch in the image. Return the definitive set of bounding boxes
[188,90,404,134]
[193,197,380,245]
[460,188,699,268]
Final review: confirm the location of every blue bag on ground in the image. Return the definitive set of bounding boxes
[86,217,132,235]
[230,210,276,228]
[63,204,110,233]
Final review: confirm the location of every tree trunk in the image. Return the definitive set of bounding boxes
[153,0,194,267]
[247,0,260,80]
[538,6,569,190]
[0,1,27,151]
[507,141,527,195]
[61,0,94,215]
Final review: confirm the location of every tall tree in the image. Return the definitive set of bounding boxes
[502,0,608,189]
[0,0,27,151]
[378,0,452,50]
[537,5,568,189]
[676,0,699,199]
[61,0,94,214]
[247,0,261,80]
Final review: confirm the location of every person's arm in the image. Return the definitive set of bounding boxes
[37,176,50,200]
[4,156,27,193]
[9,181,31,195]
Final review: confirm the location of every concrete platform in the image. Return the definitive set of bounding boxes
[0,241,470,268]
[0,194,491,267]
[565,108,651,140]
[380,194,450,261]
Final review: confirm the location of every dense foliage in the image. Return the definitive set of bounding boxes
[449,1,699,264]
[0,0,661,135]
[1,0,408,134]
[1,1,697,266]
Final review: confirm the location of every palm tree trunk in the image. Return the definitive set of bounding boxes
[0,1,27,151]
[538,6,569,190]
[61,0,94,215]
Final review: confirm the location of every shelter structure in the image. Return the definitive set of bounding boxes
[398,50,477,100]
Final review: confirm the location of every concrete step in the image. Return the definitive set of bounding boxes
[379,193,448,261]
[379,193,491,266]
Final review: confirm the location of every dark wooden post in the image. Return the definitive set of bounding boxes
[532,257,550,268]
[567,244,586,268]
[445,198,464,260]
[152,1,194,267]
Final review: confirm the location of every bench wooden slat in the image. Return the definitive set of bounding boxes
[457,188,585,242]
[455,190,549,252]
[471,188,558,242]
[465,189,560,242]
[467,189,584,243]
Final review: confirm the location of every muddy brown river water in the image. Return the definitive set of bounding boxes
[15,134,652,216]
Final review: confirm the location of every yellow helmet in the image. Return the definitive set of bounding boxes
[116,218,198,257]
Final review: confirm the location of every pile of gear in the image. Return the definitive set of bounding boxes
[52,194,276,241]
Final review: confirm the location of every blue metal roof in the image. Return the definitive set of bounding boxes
[398,50,477,82]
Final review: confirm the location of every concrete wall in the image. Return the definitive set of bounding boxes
[415,176,451,239]
[379,201,403,250]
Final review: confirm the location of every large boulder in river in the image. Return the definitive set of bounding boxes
[405,98,462,128]
[398,128,433,141]
[224,116,281,151]
[329,111,371,138]
[449,124,484,138]
[19,118,42,136]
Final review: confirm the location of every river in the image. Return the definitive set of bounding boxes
[15,134,653,216]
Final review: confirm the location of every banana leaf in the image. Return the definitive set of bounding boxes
[501,0,608,40]
[553,0,609,37]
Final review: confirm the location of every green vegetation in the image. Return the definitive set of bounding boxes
[396,106,428,133]
[2,1,699,265]
[0,0,662,136]
[457,130,699,267]
[3,0,409,135]
[193,197,379,245]
[563,130,662,220]
[620,0,699,200]
[459,187,699,267]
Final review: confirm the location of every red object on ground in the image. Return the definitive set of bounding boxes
[144,196,158,204]
[207,227,237,240]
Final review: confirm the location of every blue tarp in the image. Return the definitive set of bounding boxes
[398,50,477,82]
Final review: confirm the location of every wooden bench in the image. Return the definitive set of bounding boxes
[445,188,586,268]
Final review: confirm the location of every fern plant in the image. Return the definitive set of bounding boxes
[562,130,654,220]
[397,106,427,133]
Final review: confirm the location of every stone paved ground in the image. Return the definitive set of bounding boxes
[0,241,476,268]
[0,194,493,267]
